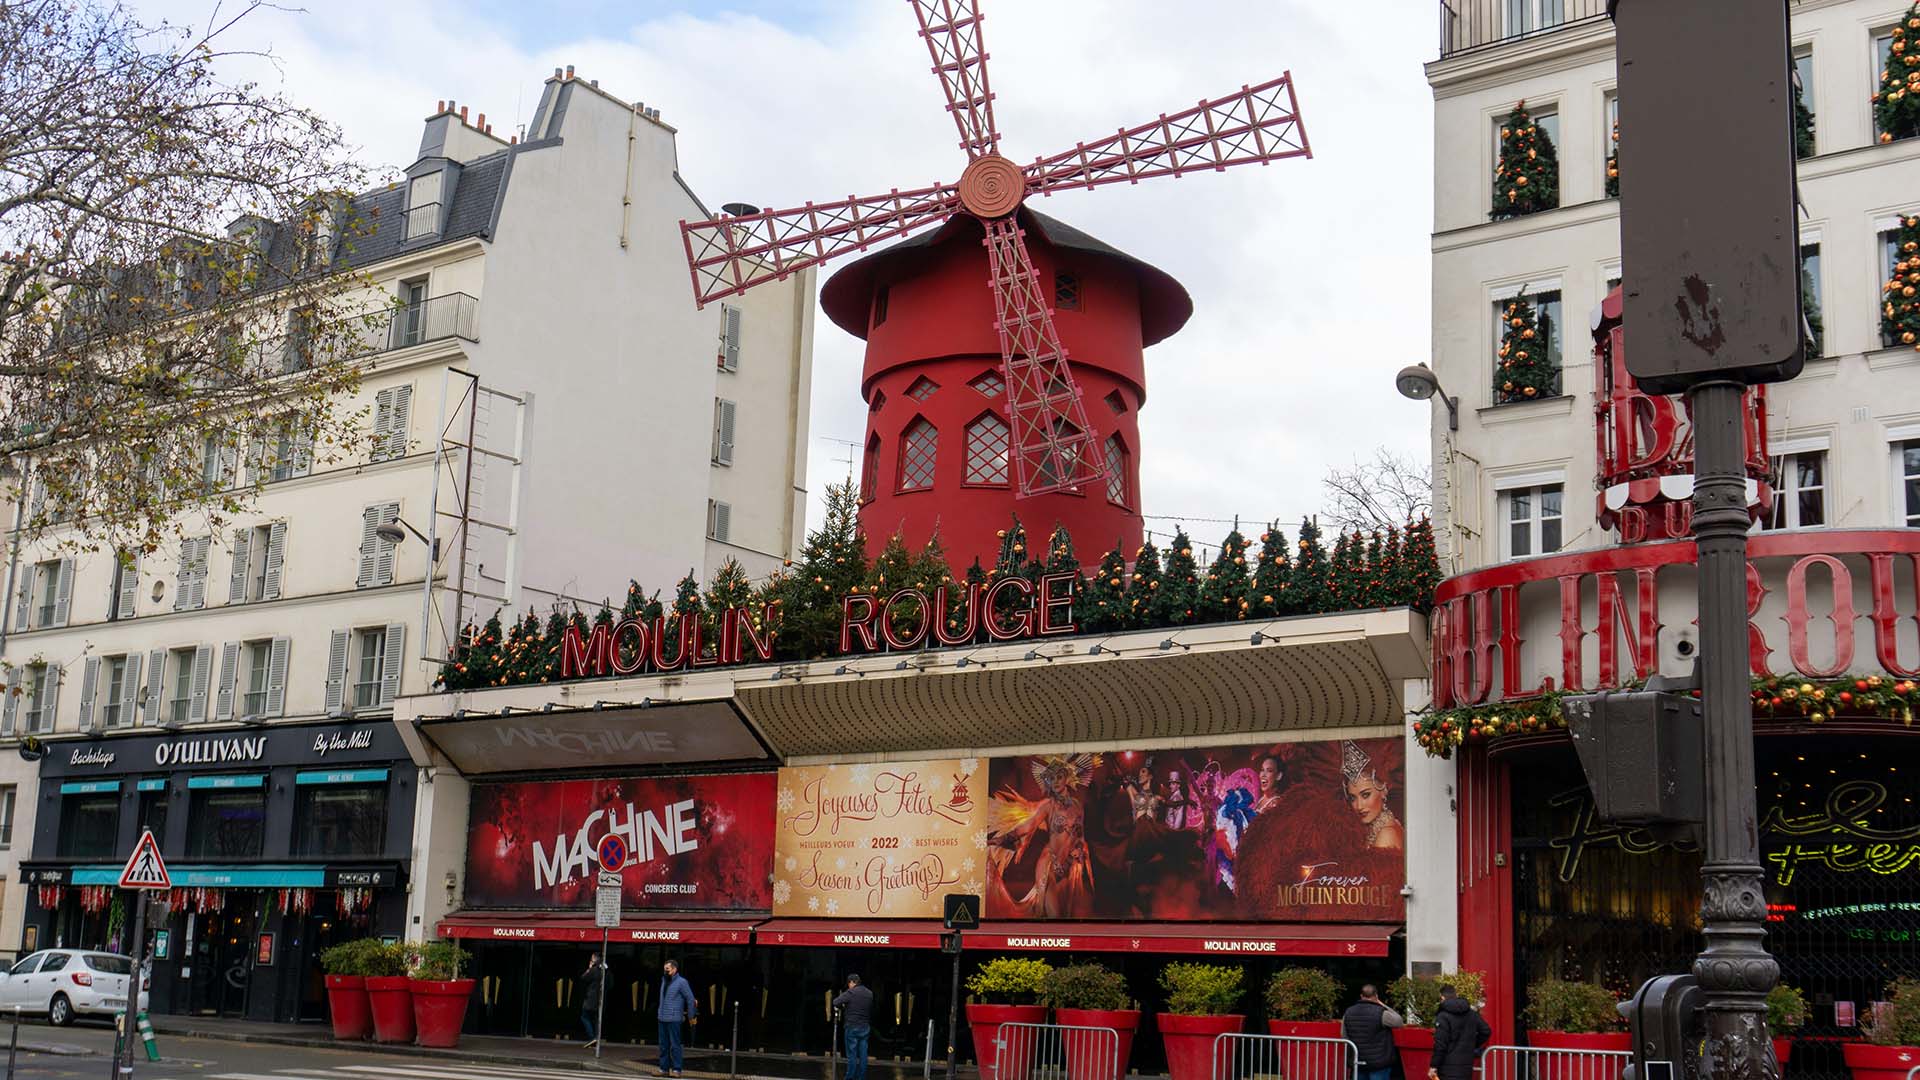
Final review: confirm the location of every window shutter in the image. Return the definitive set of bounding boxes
[142,649,165,724]
[214,641,240,721]
[244,438,266,486]
[114,554,139,620]
[51,559,73,627]
[373,503,399,586]
[371,389,394,460]
[722,305,742,371]
[13,575,30,630]
[41,665,60,730]
[292,432,314,477]
[386,386,412,461]
[192,537,212,609]
[380,622,406,706]
[265,636,291,717]
[1,667,18,734]
[218,441,239,489]
[356,506,380,587]
[324,630,350,714]
[713,400,736,465]
[228,528,253,604]
[262,523,287,600]
[120,653,142,726]
[188,644,213,722]
[76,656,100,732]
[709,500,731,542]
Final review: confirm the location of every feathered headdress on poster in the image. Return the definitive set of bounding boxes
[1031,753,1101,796]
[1340,741,1383,789]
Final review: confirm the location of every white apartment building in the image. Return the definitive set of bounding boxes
[0,67,813,1011]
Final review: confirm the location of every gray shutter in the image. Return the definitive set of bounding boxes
[188,644,213,722]
[187,538,208,610]
[244,438,266,486]
[213,641,240,721]
[119,653,142,727]
[1,667,18,734]
[379,622,406,706]
[324,629,350,714]
[265,636,290,717]
[114,554,139,620]
[710,501,731,542]
[142,649,165,724]
[373,504,399,586]
[291,432,314,478]
[13,574,30,630]
[51,559,73,627]
[713,400,736,465]
[356,507,380,587]
[41,665,60,731]
[228,528,253,604]
[262,523,287,600]
[218,441,239,489]
[722,305,742,371]
[76,656,100,732]
[370,389,394,460]
[174,542,193,611]
[385,386,412,461]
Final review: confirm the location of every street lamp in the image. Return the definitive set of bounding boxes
[1394,363,1458,431]
[375,518,440,561]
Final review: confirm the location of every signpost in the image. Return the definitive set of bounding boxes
[593,835,627,1060]
[941,895,980,1080]
[115,831,170,1079]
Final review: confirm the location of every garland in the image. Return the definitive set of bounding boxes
[1414,673,1920,759]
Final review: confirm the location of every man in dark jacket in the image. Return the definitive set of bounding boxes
[579,953,604,1050]
[833,973,877,1080]
[1342,983,1405,1080]
[657,958,698,1077]
[1427,986,1491,1080]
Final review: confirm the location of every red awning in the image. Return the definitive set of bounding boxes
[436,913,755,946]
[754,919,947,949]
[962,922,1398,957]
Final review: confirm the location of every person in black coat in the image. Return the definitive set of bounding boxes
[1342,984,1406,1080]
[1427,986,1491,1080]
[579,953,605,1049]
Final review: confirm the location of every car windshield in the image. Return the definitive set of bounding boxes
[83,954,131,974]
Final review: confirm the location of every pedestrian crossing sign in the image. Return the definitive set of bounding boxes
[119,829,171,890]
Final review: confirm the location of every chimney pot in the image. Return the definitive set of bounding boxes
[553,67,563,78]
[590,79,599,87]
[510,135,518,145]
[459,106,468,122]
[565,64,575,80]
[436,99,445,112]
[477,112,486,129]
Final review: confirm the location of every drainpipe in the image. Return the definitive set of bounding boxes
[0,461,27,655]
[620,104,640,249]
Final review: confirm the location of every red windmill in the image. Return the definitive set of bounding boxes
[681,1,1310,568]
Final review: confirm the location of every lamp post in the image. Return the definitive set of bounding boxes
[1393,363,1458,431]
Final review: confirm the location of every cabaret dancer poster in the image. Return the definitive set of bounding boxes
[984,738,1405,922]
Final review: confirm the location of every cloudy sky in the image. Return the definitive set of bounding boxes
[137,0,1436,545]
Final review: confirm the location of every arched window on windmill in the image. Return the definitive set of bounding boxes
[898,418,938,492]
[964,412,1011,487]
[1104,434,1130,507]
[861,433,881,504]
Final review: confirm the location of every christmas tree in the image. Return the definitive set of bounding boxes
[1881,214,1920,351]
[1151,528,1201,626]
[1402,517,1441,613]
[1198,527,1253,622]
[1361,532,1385,608]
[1042,524,1078,576]
[1327,532,1358,611]
[990,514,1037,625]
[1378,526,1405,608]
[467,614,505,687]
[661,572,702,660]
[704,557,756,650]
[769,480,869,659]
[869,533,927,643]
[1287,518,1332,615]
[1250,524,1290,618]
[1875,7,1920,144]
[1491,100,1558,219]
[539,609,569,681]
[1081,543,1130,633]
[1794,74,1816,159]
[1495,290,1555,402]
[1605,120,1619,198]
[1803,246,1824,356]
[1127,539,1164,630]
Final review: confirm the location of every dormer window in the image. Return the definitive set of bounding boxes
[406,172,443,240]
[309,205,337,271]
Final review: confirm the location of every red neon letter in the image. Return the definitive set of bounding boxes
[609,619,650,676]
[983,577,1034,641]
[1037,573,1079,636]
[1785,554,1856,678]
[931,584,981,646]
[560,623,610,678]
[733,605,778,664]
[840,594,880,653]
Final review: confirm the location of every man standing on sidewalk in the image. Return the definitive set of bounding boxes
[579,953,605,1050]
[1341,984,1404,1080]
[833,973,876,1080]
[657,958,698,1077]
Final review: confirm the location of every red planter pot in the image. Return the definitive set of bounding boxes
[1842,1042,1920,1080]
[967,1003,1049,1080]
[1160,1013,1244,1080]
[1773,1038,1793,1067]
[366,976,416,1044]
[1527,1030,1632,1080]
[1268,1020,1345,1039]
[410,978,476,1049]
[1395,1026,1436,1080]
[323,975,371,1041]
[1056,1007,1141,1080]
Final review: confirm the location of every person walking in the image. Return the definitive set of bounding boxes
[579,952,606,1050]
[1427,985,1491,1080]
[1342,983,1405,1080]
[656,958,698,1077]
[833,973,877,1080]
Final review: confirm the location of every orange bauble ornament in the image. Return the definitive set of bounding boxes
[1516,174,1529,185]
[1522,328,1535,339]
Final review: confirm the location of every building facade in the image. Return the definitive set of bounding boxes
[1420,2,1920,1070]
[0,67,815,1022]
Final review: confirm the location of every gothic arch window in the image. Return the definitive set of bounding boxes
[861,433,880,503]
[964,412,1011,486]
[1104,434,1130,507]
[898,417,938,492]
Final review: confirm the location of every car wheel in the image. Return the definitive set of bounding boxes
[48,993,72,1027]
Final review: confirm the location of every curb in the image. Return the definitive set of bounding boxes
[18,1041,95,1057]
[151,1026,637,1073]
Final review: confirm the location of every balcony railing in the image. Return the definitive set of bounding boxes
[1439,0,1608,59]
[382,292,477,352]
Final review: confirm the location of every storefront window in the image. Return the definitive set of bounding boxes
[187,788,266,858]
[294,784,386,857]
[57,794,119,858]
[136,786,168,846]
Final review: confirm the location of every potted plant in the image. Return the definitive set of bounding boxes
[1525,978,1626,1080]
[364,940,416,1044]
[1158,962,1245,1080]
[1768,983,1807,1068]
[966,957,1053,1080]
[1389,971,1485,1080]
[1042,963,1139,1080]
[1265,967,1343,1038]
[318,939,378,1040]
[1845,979,1920,1080]
[409,938,476,1048]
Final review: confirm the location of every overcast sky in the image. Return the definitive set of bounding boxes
[136,0,1436,548]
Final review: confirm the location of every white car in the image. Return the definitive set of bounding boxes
[0,950,150,1026]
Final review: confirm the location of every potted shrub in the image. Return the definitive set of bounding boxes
[1525,978,1626,1080]
[1389,971,1485,1080]
[1768,983,1807,1067]
[364,940,416,1044]
[1265,967,1343,1038]
[318,939,378,1040]
[1845,979,1920,1080]
[409,938,476,1049]
[966,957,1053,1080]
[1158,962,1245,1080]
[1042,963,1139,1080]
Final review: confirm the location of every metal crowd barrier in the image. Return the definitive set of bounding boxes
[1478,1044,1631,1080]
[991,1021,1124,1080]
[1211,1033,1359,1080]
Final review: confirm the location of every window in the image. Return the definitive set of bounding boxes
[1876,29,1898,140]
[310,205,336,272]
[1104,435,1129,507]
[707,499,731,543]
[1491,105,1560,166]
[200,434,235,490]
[229,523,283,604]
[861,434,879,504]
[39,954,69,973]
[1793,46,1816,157]
[188,786,265,859]
[30,559,63,629]
[396,279,428,348]
[1501,484,1563,558]
[1104,389,1128,415]
[58,792,118,858]
[964,413,1011,486]
[1054,271,1081,311]
[1491,289,1563,400]
[168,647,198,725]
[969,370,1004,398]
[0,786,15,848]
[718,304,741,372]
[1765,450,1828,529]
[242,640,272,718]
[1502,0,1564,38]
[354,628,388,710]
[405,172,443,240]
[295,783,388,858]
[869,391,886,413]
[1035,419,1082,489]
[23,665,53,733]
[5,956,36,976]
[371,386,412,462]
[101,655,129,728]
[269,426,311,483]
[1603,91,1619,195]
[136,786,167,842]
[872,286,889,328]
[283,304,318,373]
[1901,440,1920,527]
[906,376,939,402]
[1800,242,1823,357]
[899,418,938,491]
[711,399,736,466]
[108,554,137,621]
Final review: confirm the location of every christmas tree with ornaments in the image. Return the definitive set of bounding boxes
[1495,290,1556,402]
[1491,100,1558,219]
[1883,215,1920,351]
[1875,6,1920,143]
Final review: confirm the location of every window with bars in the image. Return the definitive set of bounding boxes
[1055,271,1081,311]
[1036,419,1081,489]
[1901,441,1920,527]
[1104,435,1129,506]
[861,434,879,504]
[1764,451,1828,530]
[964,414,1011,486]
[906,376,939,402]
[898,419,938,491]
[969,370,1004,398]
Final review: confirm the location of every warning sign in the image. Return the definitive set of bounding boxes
[119,830,171,890]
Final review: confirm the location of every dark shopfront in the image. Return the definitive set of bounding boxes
[19,720,414,1023]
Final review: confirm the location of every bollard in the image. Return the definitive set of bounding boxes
[137,1012,160,1062]
[729,1000,740,1079]
[6,1006,19,1080]
[924,1018,935,1080]
[831,1008,842,1080]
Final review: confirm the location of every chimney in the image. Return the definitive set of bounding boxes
[477,113,486,130]
[436,99,446,113]
[553,67,563,79]
[458,105,468,123]
[565,64,575,80]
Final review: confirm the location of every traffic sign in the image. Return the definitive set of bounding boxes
[596,833,628,873]
[943,893,980,931]
[595,883,621,929]
[119,829,171,890]
[597,870,622,889]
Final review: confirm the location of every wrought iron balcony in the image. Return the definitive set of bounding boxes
[382,292,477,352]
[1439,0,1608,59]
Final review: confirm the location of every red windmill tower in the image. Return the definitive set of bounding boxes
[682,1,1310,569]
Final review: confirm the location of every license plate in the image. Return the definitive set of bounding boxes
[104,997,125,1008]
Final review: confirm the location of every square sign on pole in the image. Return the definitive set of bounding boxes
[1613,0,1804,395]
[595,874,621,929]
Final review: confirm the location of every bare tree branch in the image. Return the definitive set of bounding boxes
[1321,447,1433,534]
